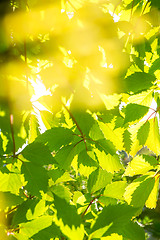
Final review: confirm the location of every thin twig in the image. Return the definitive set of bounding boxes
[62,104,83,135]
[6,205,19,215]
[81,195,101,218]
[62,103,88,151]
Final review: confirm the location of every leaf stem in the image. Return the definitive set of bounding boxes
[62,104,88,151]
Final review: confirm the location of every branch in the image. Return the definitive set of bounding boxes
[81,195,101,218]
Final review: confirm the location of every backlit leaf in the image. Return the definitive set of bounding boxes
[22,142,54,166]
[123,129,132,153]
[87,168,112,193]
[53,195,84,240]
[36,127,74,151]
[137,121,150,146]
[0,172,24,194]
[95,149,123,173]
[124,103,149,124]
[124,155,156,177]
[124,175,155,208]
[145,175,159,208]
[22,163,48,197]
[104,181,127,200]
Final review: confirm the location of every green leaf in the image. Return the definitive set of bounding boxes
[78,150,98,177]
[29,113,40,143]
[123,129,132,153]
[36,127,74,151]
[48,169,75,184]
[124,103,149,123]
[12,198,40,225]
[87,168,112,193]
[70,110,95,136]
[124,155,156,177]
[32,223,61,240]
[110,220,145,240]
[22,142,54,166]
[0,172,24,194]
[145,176,159,209]
[26,199,46,220]
[15,215,52,240]
[124,175,155,208]
[90,204,138,239]
[149,58,160,74]
[103,181,127,200]
[128,90,153,107]
[94,149,123,173]
[96,138,117,155]
[22,163,48,197]
[89,122,104,141]
[137,121,150,145]
[98,121,124,150]
[145,117,160,155]
[124,72,155,93]
[55,141,84,170]
[51,184,72,202]
[53,195,84,240]
[0,192,23,210]
[100,93,121,110]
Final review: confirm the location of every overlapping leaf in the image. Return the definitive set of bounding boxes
[53,195,84,240]
[87,168,112,193]
[124,175,155,208]
[36,127,74,151]
[89,204,141,239]
[124,72,155,93]
[124,103,149,124]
